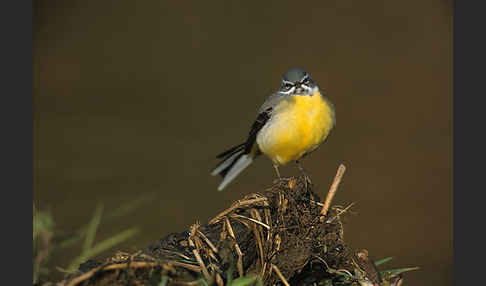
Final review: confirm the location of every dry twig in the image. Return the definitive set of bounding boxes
[209,197,268,225]
[321,164,346,216]
[271,264,290,286]
[225,218,244,278]
[188,224,211,282]
[62,261,199,286]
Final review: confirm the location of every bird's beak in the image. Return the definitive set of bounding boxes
[295,85,304,94]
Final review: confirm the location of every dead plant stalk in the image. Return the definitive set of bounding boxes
[321,164,346,216]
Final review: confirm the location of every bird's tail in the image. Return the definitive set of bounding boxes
[211,143,254,191]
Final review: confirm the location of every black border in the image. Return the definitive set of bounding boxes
[454,1,485,286]
[1,1,33,286]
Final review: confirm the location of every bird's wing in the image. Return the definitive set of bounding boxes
[244,93,288,154]
[244,109,270,153]
[258,93,286,114]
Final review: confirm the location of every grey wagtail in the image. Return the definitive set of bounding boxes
[212,68,336,191]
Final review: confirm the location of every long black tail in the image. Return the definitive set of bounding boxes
[211,143,254,191]
[212,143,245,177]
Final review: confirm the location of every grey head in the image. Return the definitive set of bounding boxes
[278,67,317,95]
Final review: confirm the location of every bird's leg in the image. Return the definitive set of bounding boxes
[296,160,312,192]
[296,160,309,179]
[273,163,281,179]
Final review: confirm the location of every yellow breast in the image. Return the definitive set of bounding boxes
[256,90,335,165]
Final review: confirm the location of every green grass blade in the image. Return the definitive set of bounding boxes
[374,256,393,266]
[158,275,169,286]
[57,233,83,249]
[198,278,210,286]
[58,194,154,249]
[33,210,54,238]
[229,275,258,286]
[105,193,156,220]
[66,227,139,274]
[255,276,263,286]
[55,266,73,274]
[226,262,234,284]
[380,266,420,278]
[83,204,103,253]
[33,209,54,284]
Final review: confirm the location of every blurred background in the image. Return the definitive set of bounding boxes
[33,1,452,285]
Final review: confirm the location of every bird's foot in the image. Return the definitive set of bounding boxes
[273,164,282,181]
[296,161,311,188]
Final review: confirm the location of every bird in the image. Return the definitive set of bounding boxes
[211,68,336,191]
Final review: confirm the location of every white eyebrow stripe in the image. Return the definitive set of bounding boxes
[279,86,295,94]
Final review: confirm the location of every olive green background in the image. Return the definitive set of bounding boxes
[34,1,452,285]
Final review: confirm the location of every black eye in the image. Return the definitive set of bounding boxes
[302,78,310,85]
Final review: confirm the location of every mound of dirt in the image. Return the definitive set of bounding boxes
[42,166,405,286]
